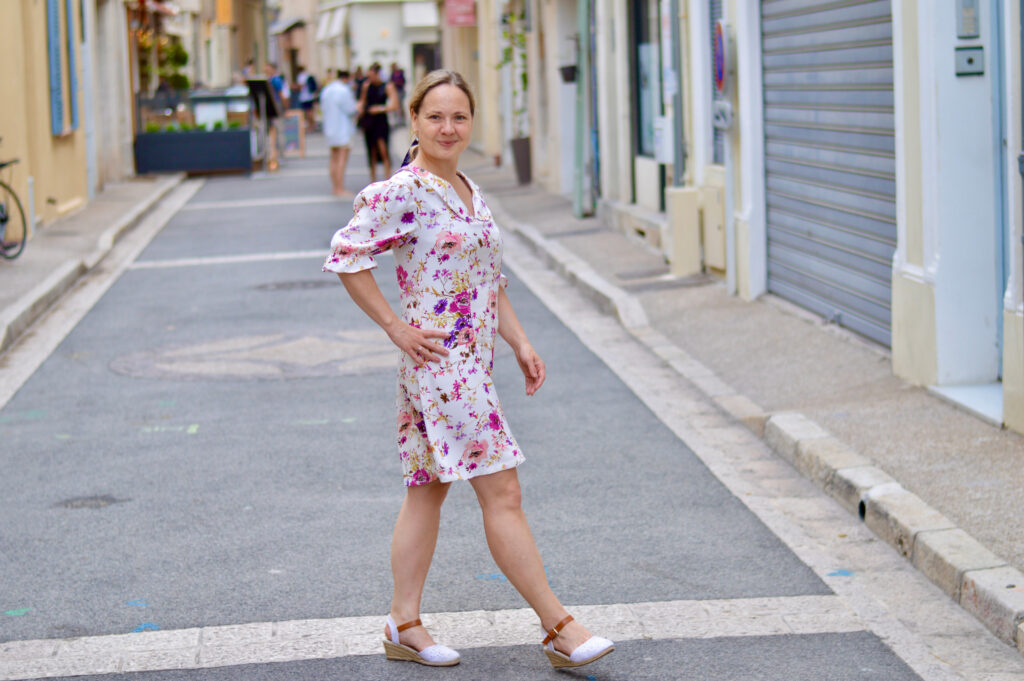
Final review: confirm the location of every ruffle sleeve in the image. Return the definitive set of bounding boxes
[322,178,418,274]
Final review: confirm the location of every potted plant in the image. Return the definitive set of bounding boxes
[498,8,531,185]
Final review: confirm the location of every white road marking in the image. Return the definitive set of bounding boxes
[0,596,860,680]
[180,196,340,211]
[129,250,327,269]
[0,181,204,413]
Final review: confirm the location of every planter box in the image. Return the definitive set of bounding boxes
[134,129,250,175]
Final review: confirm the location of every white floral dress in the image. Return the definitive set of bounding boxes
[323,166,525,486]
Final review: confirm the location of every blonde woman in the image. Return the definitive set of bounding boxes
[323,70,615,670]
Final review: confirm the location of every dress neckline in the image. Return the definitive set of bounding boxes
[405,165,480,221]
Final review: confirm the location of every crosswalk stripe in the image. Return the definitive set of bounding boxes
[0,596,861,679]
[128,250,330,269]
[181,196,341,210]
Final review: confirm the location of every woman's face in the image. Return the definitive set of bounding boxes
[411,84,473,166]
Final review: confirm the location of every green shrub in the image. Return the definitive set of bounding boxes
[145,122,161,133]
[163,124,177,132]
[228,121,242,129]
[212,120,225,131]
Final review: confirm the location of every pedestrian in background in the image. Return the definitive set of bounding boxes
[323,69,615,671]
[353,65,367,99]
[296,65,318,131]
[320,69,357,198]
[357,63,398,182]
[262,62,289,171]
[389,61,406,127]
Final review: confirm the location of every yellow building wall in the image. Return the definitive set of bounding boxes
[0,0,88,231]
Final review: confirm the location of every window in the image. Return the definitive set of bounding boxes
[631,0,662,158]
[46,0,79,136]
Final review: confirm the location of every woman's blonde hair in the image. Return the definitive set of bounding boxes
[408,69,476,118]
[403,70,476,165]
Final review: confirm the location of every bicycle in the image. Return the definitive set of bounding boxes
[0,139,27,260]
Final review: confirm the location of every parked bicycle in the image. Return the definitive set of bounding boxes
[0,138,27,260]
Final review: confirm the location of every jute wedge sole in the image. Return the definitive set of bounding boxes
[382,639,461,667]
[543,644,615,669]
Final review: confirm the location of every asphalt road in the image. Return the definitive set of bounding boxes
[2,137,1018,680]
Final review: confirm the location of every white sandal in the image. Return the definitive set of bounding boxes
[542,614,615,668]
[382,615,461,667]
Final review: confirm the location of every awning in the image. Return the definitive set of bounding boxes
[402,1,439,28]
[130,0,179,16]
[315,11,332,41]
[269,17,305,35]
[326,7,348,40]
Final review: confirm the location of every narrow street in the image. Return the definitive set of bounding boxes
[1,135,1023,681]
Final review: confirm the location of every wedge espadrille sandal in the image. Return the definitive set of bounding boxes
[382,615,460,667]
[541,614,614,669]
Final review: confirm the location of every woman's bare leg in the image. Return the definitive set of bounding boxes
[367,138,379,182]
[469,469,594,655]
[387,479,450,650]
[376,138,392,178]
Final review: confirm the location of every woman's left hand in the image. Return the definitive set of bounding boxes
[515,343,546,396]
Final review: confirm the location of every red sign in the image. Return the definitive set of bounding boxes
[446,0,476,27]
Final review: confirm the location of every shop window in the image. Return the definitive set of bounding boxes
[46,0,79,136]
[631,0,661,158]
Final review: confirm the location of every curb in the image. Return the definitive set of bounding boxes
[0,174,184,355]
[489,193,1024,655]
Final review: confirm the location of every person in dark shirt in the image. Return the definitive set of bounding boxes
[358,63,399,182]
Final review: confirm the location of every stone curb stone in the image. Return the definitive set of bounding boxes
[485,188,1024,660]
[0,260,85,354]
[794,436,872,488]
[913,528,1008,600]
[714,394,768,437]
[0,174,184,355]
[826,466,899,516]
[763,412,830,465]
[862,487,955,558]
[959,565,1024,645]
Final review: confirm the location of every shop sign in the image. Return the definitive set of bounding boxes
[446,0,476,27]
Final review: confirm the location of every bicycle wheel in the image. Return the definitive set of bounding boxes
[0,179,27,260]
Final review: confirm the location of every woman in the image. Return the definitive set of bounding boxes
[322,70,614,670]
[357,63,399,182]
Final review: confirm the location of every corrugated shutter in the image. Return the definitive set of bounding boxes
[65,0,78,129]
[46,0,64,136]
[761,0,895,346]
[709,0,725,164]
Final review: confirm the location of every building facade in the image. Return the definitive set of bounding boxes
[474,0,1024,433]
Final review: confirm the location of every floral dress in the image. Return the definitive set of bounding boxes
[323,166,525,486]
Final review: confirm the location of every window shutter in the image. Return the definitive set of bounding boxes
[65,0,78,129]
[46,0,64,135]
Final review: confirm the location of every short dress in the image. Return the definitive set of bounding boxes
[323,166,525,486]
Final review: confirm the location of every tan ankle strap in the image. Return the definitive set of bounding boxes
[542,614,574,645]
[396,618,422,633]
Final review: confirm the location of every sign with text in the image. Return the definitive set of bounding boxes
[446,0,476,27]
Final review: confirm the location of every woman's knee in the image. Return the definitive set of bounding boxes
[474,471,522,513]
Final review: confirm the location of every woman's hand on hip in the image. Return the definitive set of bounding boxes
[385,320,450,365]
[515,343,546,396]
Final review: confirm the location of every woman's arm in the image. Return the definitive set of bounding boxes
[384,82,400,113]
[338,270,449,365]
[496,286,546,395]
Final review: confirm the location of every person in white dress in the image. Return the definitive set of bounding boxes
[320,70,358,197]
[322,69,615,670]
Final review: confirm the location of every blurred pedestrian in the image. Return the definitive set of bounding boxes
[357,63,398,182]
[389,61,406,127]
[296,64,318,130]
[353,65,367,98]
[321,70,358,197]
[263,62,289,171]
[322,69,615,671]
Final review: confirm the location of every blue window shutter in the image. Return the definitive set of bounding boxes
[46,0,64,135]
[65,0,78,129]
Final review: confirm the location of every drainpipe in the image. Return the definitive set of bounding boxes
[573,0,592,218]
[669,0,686,185]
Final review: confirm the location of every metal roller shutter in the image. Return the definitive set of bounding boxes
[761,0,896,346]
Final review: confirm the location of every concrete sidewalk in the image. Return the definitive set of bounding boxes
[0,174,183,354]
[459,150,1024,655]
